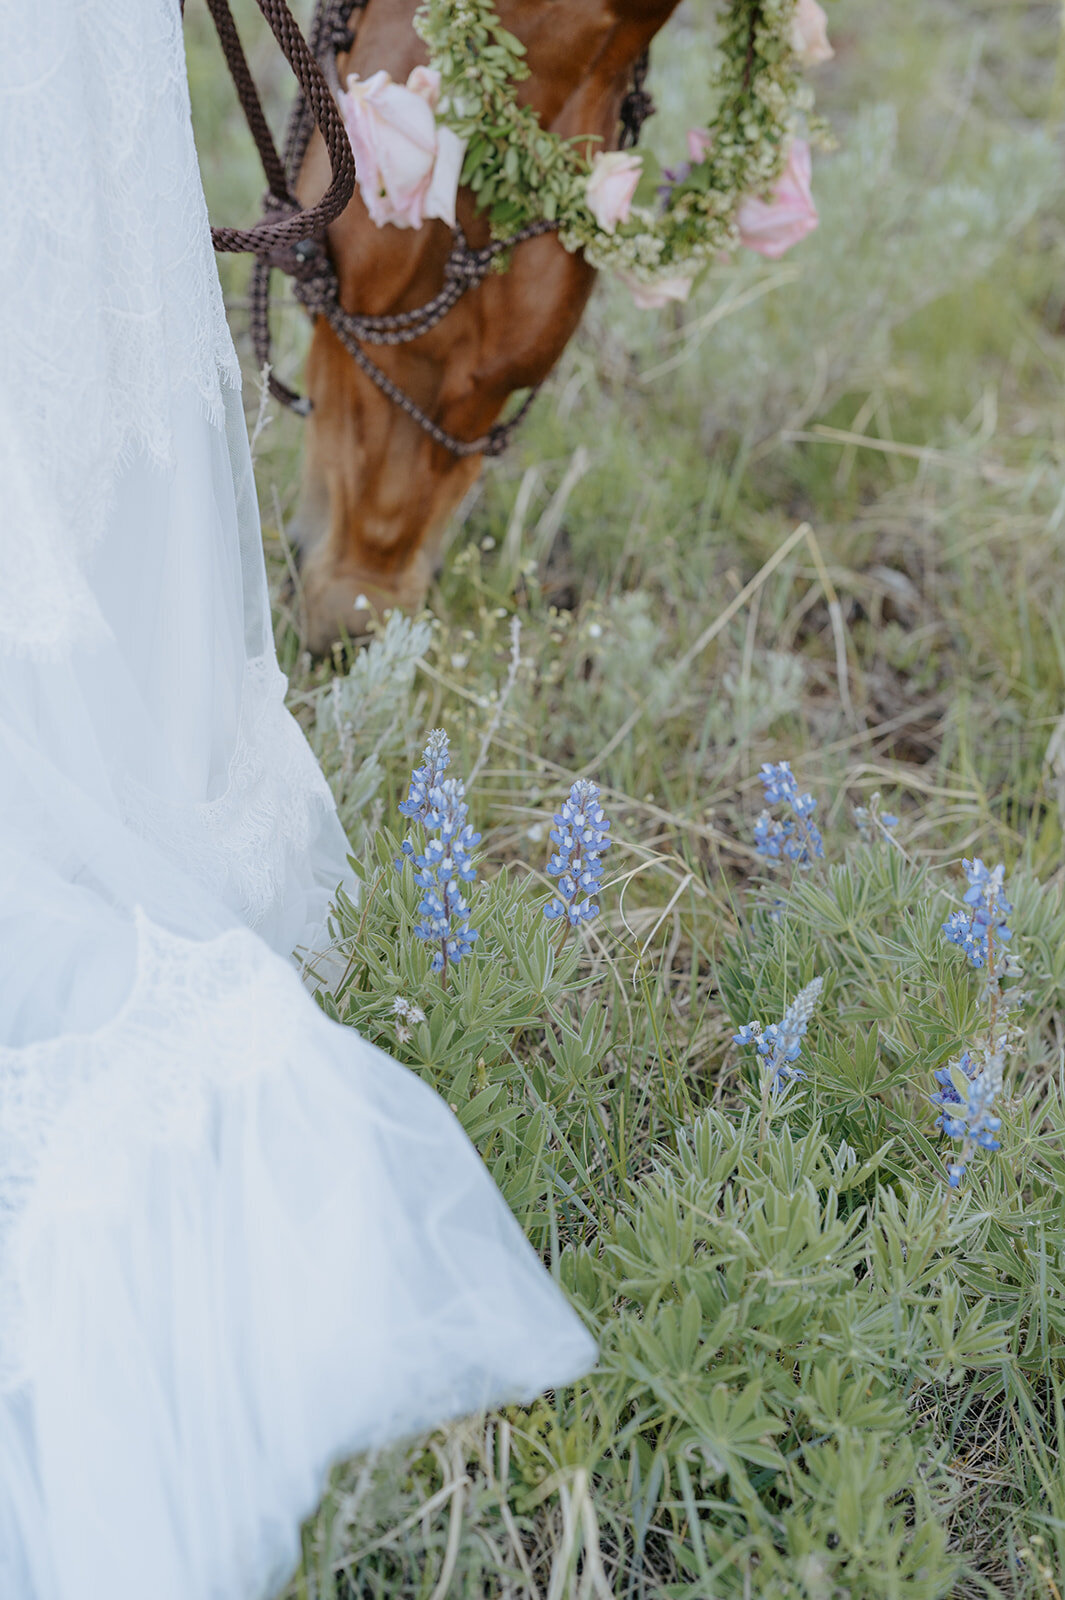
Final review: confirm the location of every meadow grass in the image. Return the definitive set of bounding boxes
[186,1,1065,1593]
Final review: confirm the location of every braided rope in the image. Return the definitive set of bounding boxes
[205,0,355,260]
[309,221,557,346]
[330,336,540,459]
[245,1,365,407]
[290,221,557,456]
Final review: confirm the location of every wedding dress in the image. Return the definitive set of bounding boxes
[0,4,595,1598]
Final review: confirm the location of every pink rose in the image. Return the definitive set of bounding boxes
[422,122,465,230]
[686,127,712,163]
[618,267,694,310]
[585,151,643,234]
[736,139,818,259]
[339,67,466,230]
[405,65,442,109]
[790,0,834,66]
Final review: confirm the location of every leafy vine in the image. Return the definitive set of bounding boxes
[413,0,820,288]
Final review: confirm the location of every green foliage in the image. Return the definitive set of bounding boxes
[297,775,1065,1597]
[563,1113,978,1597]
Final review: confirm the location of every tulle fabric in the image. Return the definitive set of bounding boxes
[0,916,594,1600]
[0,3,595,1596]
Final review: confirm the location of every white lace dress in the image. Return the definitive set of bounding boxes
[0,5,595,1598]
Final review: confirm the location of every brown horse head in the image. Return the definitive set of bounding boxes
[293,0,682,651]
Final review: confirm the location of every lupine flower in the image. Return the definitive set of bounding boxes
[931,1050,1002,1188]
[759,761,798,805]
[398,727,450,822]
[544,779,611,929]
[930,1050,974,1132]
[753,760,824,865]
[942,858,1012,973]
[733,975,824,1093]
[397,732,480,979]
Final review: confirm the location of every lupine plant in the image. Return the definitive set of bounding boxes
[733,975,824,1144]
[942,858,1014,975]
[931,1049,1003,1189]
[743,774,1017,1194]
[753,760,824,864]
[313,709,1063,1600]
[933,858,1017,1188]
[543,778,611,933]
[397,726,452,823]
[733,975,825,1094]
[396,729,481,981]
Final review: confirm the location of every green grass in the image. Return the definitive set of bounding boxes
[186,0,1065,1593]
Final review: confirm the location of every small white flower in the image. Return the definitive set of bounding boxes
[587,622,603,639]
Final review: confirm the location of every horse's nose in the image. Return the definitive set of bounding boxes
[302,582,378,655]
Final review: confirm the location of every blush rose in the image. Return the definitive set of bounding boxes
[790,0,834,67]
[585,150,643,234]
[736,139,818,259]
[339,67,466,230]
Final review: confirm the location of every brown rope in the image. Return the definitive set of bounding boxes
[203,0,355,265]
[244,0,366,409]
[290,221,557,456]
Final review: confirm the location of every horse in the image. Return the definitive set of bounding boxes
[292,0,683,651]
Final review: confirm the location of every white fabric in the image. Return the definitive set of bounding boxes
[0,4,596,1598]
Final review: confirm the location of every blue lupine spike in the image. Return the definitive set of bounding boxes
[398,728,451,822]
[930,1049,1003,1187]
[733,977,823,1094]
[542,779,611,930]
[753,762,823,866]
[942,858,1012,975]
[397,730,479,979]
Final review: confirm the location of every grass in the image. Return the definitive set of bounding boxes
[185,0,1065,1593]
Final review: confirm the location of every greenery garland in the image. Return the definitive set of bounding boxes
[413,0,820,288]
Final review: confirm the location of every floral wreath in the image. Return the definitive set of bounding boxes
[339,0,834,308]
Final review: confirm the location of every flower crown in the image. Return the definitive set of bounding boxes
[339,0,833,307]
